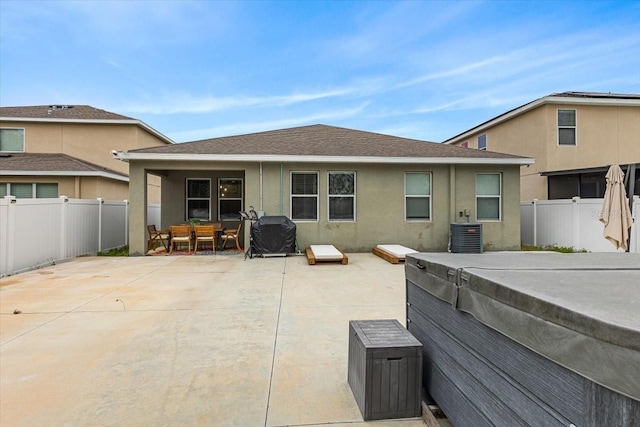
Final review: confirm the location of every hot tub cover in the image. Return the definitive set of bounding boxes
[405,252,640,401]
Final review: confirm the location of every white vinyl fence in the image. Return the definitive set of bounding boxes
[1,196,138,277]
[521,196,639,253]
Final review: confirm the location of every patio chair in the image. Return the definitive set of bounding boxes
[194,225,216,254]
[169,225,192,254]
[147,224,169,252]
[220,222,243,251]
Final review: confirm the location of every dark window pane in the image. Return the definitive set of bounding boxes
[219,179,242,198]
[187,180,210,198]
[329,197,354,220]
[187,200,210,219]
[329,173,354,195]
[36,183,58,198]
[558,128,576,145]
[292,174,317,195]
[548,175,579,199]
[220,199,242,218]
[11,183,33,198]
[477,198,499,220]
[292,197,317,220]
[558,109,576,126]
[406,197,430,220]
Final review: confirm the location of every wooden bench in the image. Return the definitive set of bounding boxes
[372,245,417,264]
[306,245,348,265]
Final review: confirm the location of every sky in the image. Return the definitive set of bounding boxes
[1,1,639,144]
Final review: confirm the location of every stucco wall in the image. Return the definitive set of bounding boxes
[448,103,640,200]
[127,160,523,255]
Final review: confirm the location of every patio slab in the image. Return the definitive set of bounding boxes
[1,253,427,426]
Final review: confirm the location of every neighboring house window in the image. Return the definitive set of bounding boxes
[477,134,487,151]
[0,183,58,198]
[0,128,25,152]
[405,172,431,221]
[186,178,210,221]
[291,172,318,221]
[476,173,501,221]
[558,109,576,146]
[218,178,243,220]
[328,171,356,221]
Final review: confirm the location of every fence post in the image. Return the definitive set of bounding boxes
[572,197,580,250]
[4,196,17,276]
[124,199,129,246]
[97,198,103,253]
[59,196,68,260]
[532,199,538,247]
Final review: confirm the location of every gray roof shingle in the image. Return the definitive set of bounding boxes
[0,153,127,177]
[129,124,524,159]
[0,105,135,121]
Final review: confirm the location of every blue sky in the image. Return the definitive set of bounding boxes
[1,1,639,143]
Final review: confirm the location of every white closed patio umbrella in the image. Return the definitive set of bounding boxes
[599,165,634,251]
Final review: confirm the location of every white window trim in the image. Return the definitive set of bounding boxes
[185,178,211,221]
[0,127,26,152]
[557,108,577,147]
[475,173,502,221]
[218,177,243,221]
[327,171,356,222]
[404,172,432,222]
[290,171,319,222]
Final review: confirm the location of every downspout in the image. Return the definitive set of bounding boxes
[279,163,284,215]
[259,162,263,212]
[448,165,456,252]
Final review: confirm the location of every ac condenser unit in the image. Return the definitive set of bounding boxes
[450,223,483,253]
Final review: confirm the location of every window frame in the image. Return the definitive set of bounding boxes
[290,171,319,222]
[327,171,356,222]
[404,172,432,222]
[185,178,211,221]
[0,183,58,198]
[477,134,487,151]
[475,173,502,221]
[557,109,577,146]
[218,177,243,221]
[0,128,26,152]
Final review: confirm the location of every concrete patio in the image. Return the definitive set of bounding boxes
[0,253,429,426]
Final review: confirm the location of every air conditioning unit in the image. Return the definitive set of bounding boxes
[450,223,483,253]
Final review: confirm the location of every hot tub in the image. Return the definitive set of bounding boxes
[405,252,640,426]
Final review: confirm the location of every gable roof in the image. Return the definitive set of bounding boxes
[0,153,129,182]
[0,105,174,145]
[117,124,532,165]
[443,91,640,145]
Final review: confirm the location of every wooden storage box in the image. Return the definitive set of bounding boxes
[348,319,422,421]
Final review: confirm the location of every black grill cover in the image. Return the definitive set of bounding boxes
[250,216,297,255]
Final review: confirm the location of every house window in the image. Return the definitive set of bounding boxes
[218,178,243,220]
[476,173,501,221]
[0,183,58,198]
[291,172,318,221]
[477,134,487,151]
[186,178,210,221]
[328,171,355,221]
[558,109,576,146]
[0,128,25,152]
[405,172,431,221]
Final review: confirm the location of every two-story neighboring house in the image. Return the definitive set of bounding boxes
[443,92,640,201]
[0,105,174,201]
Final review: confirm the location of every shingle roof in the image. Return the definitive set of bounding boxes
[0,153,127,177]
[129,124,524,160]
[0,105,135,121]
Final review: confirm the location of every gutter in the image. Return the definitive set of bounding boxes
[113,152,534,166]
[0,170,130,182]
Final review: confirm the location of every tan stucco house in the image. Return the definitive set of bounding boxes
[443,92,640,201]
[0,105,174,201]
[114,125,533,255]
